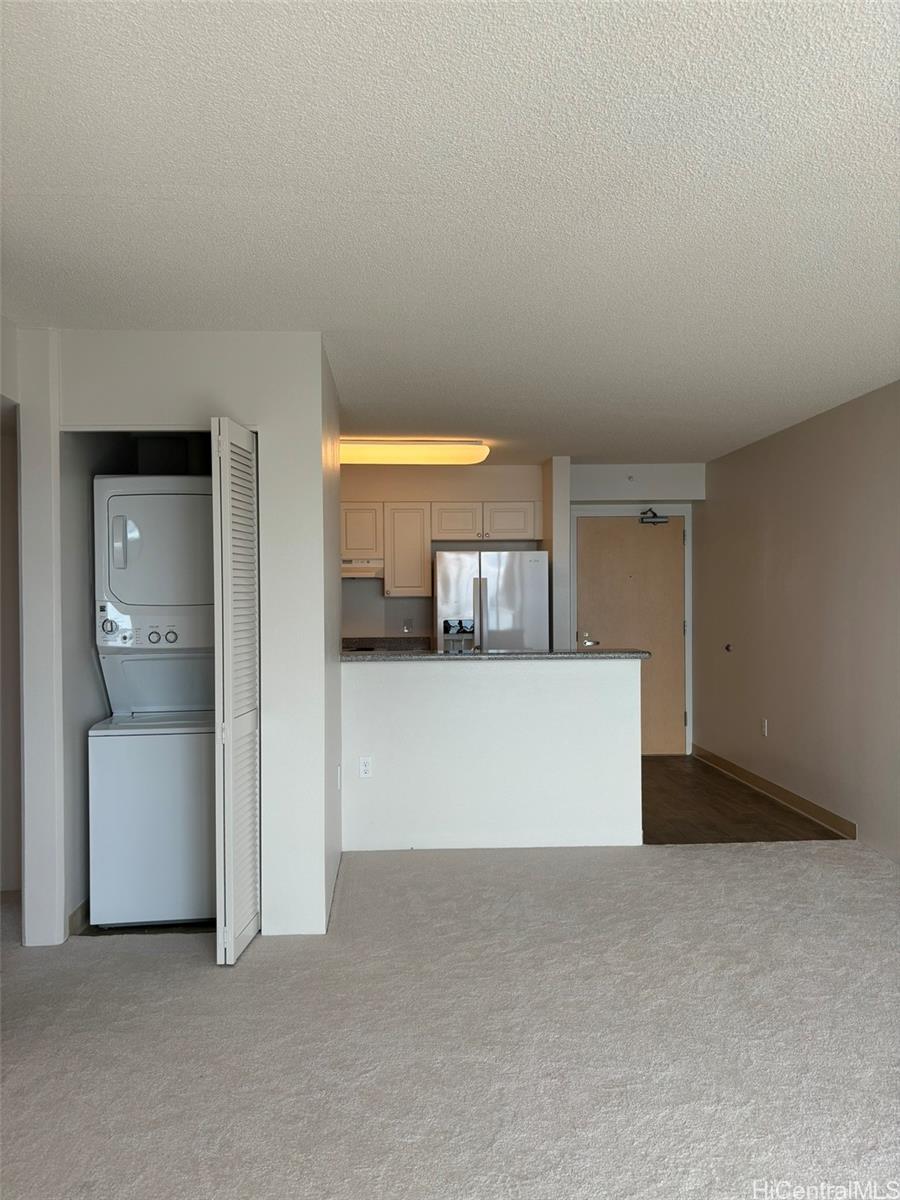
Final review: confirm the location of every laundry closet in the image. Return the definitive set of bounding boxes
[59,420,261,964]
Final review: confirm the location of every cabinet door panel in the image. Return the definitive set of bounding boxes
[341,502,383,557]
[385,503,432,596]
[431,501,483,540]
[483,501,535,540]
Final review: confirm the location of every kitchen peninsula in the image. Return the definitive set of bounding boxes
[341,649,649,851]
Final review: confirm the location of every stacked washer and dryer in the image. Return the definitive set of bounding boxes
[89,475,217,926]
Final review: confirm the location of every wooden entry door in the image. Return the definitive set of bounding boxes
[576,516,685,754]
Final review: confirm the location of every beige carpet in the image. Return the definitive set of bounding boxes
[2,842,898,1200]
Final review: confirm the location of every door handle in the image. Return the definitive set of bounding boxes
[479,577,488,651]
[111,515,127,569]
[473,578,481,650]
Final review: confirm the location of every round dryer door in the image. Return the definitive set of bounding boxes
[107,492,213,607]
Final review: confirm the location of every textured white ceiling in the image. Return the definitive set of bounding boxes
[2,2,898,463]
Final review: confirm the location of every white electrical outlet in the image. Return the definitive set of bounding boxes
[761,718,768,737]
[359,756,373,778]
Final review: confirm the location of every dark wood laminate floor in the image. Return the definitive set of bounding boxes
[642,755,843,844]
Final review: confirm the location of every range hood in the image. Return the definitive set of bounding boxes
[341,558,385,579]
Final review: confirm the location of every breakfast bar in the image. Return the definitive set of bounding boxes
[341,650,649,851]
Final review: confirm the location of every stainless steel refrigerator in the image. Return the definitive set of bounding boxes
[435,550,550,654]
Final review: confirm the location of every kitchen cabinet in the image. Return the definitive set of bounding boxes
[431,501,484,540]
[343,497,539,593]
[341,502,383,558]
[432,500,539,540]
[483,501,536,540]
[384,503,432,596]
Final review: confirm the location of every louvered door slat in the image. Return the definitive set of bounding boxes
[212,417,261,966]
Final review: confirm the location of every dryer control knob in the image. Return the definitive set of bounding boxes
[101,618,118,634]
[165,630,178,643]
[148,631,161,644]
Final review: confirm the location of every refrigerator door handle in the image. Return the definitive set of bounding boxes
[479,576,488,651]
[473,577,482,650]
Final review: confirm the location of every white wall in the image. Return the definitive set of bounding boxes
[1,400,22,890]
[59,432,130,917]
[693,380,900,861]
[342,659,643,850]
[571,463,705,502]
[16,329,67,942]
[17,329,341,941]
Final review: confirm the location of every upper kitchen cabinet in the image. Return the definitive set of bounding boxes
[384,502,432,596]
[432,500,540,540]
[483,501,537,540]
[431,501,484,540]
[341,502,384,557]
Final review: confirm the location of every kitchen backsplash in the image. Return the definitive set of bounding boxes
[341,578,433,639]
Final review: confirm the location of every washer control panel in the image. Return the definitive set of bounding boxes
[96,603,211,650]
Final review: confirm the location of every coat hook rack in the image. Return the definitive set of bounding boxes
[639,507,669,526]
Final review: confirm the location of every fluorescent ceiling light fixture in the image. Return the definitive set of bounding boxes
[340,439,490,465]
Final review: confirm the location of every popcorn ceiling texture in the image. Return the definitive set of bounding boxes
[2,2,898,461]
[2,842,898,1199]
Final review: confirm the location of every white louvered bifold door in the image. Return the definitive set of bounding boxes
[212,418,261,966]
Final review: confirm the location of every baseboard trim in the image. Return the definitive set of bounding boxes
[692,745,857,840]
[67,899,89,937]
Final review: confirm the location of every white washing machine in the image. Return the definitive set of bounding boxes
[89,476,216,926]
[89,713,215,925]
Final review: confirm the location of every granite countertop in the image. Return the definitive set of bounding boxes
[343,636,433,654]
[341,649,650,662]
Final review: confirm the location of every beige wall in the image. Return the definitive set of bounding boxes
[340,464,542,503]
[341,582,433,640]
[694,380,900,860]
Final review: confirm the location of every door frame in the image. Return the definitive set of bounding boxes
[569,503,693,754]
